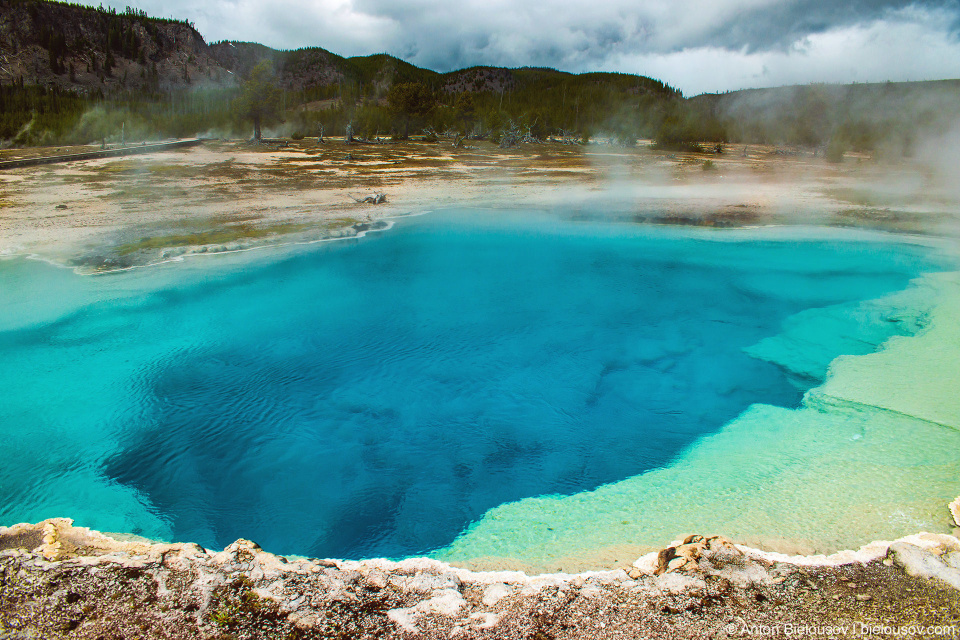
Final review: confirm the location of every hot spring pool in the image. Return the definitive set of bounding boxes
[1,209,958,570]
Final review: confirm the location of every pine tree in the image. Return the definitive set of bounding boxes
[233,61,281,141]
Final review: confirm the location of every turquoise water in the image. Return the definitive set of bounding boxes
[0,210,951,561]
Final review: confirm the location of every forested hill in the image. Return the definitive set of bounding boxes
[683,80,960,158]
[208,41,675,99]
[0,0,681,144]
[3,0,957,155]
[0,0,227,92]
[0,0,676,103]
[207,41,679,141]
[0,0,677,101]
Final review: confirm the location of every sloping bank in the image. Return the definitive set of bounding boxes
[434,271,960,573]
[4,274,960,637]
[2,519,960,638]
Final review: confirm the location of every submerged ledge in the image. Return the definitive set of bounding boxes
[432,270,960,572]
[3,518,960,638]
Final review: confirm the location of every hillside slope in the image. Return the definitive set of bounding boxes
[0,0,675,102]
[0,0,232,92]
[688,80,960,152]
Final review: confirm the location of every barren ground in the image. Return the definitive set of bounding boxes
[3,520,960,640]
[2,137,958,272]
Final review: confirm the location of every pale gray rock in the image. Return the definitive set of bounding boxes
[654,572,706,593]
[418,589,467,616]
[888,542,960,590]
[468,612,499,630]
[481,583,512,607]
[391,570,461,593]
[578,586,604,598]
[387,607,419,633]
[587,570,628,585]
[943,551,960,571]
[364,567,389,588]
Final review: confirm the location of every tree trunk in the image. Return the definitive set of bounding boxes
[253,115,262,141]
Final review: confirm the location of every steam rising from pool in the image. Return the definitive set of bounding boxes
[0,210,955,567]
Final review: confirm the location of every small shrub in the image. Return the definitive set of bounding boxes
[291,132,305,140]
[210,605,237,627]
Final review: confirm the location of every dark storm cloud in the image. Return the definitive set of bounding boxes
[697,0,960,52]
[338,0,960,68]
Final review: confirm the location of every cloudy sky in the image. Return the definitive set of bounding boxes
[89,0,960,95]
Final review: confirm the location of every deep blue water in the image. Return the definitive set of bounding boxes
[0,211,948,559]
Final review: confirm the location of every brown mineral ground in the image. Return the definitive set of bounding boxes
[3,520,960,639]
[1,138,958,272]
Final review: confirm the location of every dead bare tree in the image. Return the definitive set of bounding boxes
[498,120,541,148]
[498,120,521,148]
[420,127,469,148]
[349,192,387,204]
[550,129,583,145]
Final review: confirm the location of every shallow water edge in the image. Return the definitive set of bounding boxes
[1,212,959,574]
[435,269,960,572]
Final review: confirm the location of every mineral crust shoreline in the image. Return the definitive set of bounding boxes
[3,519,960,639]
